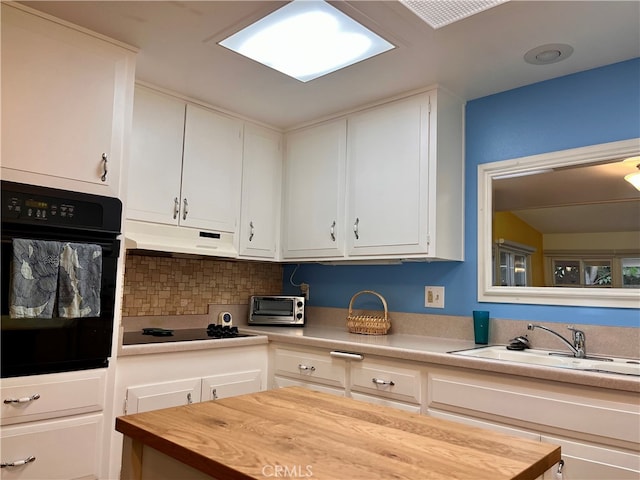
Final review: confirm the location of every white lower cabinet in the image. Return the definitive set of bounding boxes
[109,345,267,479]
[540,435,640,480]
[125,370,264,414]
[426,366,639,480]
[201,370,263,401]
[271,345,639,480]
[350,358,422,406]
[270,345,422,411]
[0,369,107,480]
[273,346,347,391]
[1,414,102,480]
[125,378,202,414]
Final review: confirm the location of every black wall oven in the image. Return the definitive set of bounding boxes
[1,181,122,378]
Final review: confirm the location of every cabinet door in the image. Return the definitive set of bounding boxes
[182,104,243,233]
[541,435,640,480]
[201,370,263,401]
[346,94,430,256]
[239,124,282,259]
[125,378,202,414]
[127,86,185,224]
[1,4,134,196]
[283,120,347,259]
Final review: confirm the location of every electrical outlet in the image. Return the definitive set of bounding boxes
[300,283,310,301]
[425,286,445,308]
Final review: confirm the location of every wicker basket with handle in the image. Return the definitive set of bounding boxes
[346,290,390,335]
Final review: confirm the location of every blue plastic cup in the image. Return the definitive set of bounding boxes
[473,311,490,344]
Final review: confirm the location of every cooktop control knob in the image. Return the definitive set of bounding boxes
[218,311,233,327]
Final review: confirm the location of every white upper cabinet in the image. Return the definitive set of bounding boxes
[182,103,243,233]
[127,86,186,225]
[282,89,464,262]
[282,119,347,259]
[346,90,464,260]
[346,95,429,257]
[1,3,136,197]
[239,124,283,260]
[126,85,243,234]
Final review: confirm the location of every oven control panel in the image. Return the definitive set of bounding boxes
[2,188,102,228]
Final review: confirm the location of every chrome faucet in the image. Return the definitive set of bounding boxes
[527,324,586,358]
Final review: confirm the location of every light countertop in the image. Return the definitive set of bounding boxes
[240,324,640,394]
[117,312,639,393]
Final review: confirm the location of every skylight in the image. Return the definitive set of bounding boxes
[218,0,395,83]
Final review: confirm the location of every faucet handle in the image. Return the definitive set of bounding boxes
[567,325,586,350]
[566,325,584,335]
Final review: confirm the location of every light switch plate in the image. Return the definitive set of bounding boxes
[425,286,445,308]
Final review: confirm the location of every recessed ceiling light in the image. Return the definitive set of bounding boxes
[399,0,509,29]
[218,0,395,82]
[524,43,574,65]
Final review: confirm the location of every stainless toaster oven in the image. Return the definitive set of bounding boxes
[249,295,305,326]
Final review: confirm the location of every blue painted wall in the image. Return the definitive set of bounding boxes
[283,58,640,327]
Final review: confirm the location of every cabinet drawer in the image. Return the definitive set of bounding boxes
[351,360,421,404]
[274,348,345,388]
[428,371,640,445]
[0,413,101,479]
[1,370,106,425]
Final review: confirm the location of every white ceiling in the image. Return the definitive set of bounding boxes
[21,0,640,130]
[494,160,640,234]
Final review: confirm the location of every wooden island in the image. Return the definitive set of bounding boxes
[116,387,560,480]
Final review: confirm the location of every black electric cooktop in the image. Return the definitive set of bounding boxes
[122,325,251,345]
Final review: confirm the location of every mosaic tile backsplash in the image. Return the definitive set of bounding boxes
[122,254,283,316]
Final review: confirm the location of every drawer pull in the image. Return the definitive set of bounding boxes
[372,377,395,386]
[3,393,40,404]
[298,364,316,372]
[1,455,36,468]
[330,351,364,361]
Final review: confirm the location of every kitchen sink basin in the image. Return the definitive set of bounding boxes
[451,346,640,376]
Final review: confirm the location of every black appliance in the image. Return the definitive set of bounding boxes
[1,181,122,378]
[122,325,248,345]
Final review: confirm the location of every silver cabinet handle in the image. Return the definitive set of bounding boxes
[173,197,180,219]
[353,217,360,239]
[182,198,189,220]
[330,220,336,241]
[1,456,36,468]
[330,351,363,361]
[101,153,108,182]
[372,377,395,386]
[4,393,40,404]
[298,364,316,372]
[249,221,255,242]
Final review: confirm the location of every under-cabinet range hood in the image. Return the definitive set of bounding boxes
[124,220,238,258]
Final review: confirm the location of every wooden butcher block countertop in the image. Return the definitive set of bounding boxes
[115,387,560,480]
